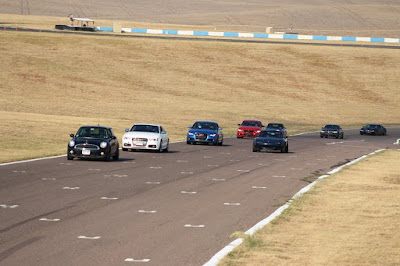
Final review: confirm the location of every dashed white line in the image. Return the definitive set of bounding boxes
[101,197,118,200]
[149,166,162,169]
[252,186,267,189]
[176,160,188,163]
[138,210,157,214]
[237,170,250,173]
[212,178,226,181]
[204,156,213,159]
[220,152,231,154]
[184,224,205,228]
[272,175,286,178]
[39,218,60,222]
[89,168,101,171]
[124,258,150,263]
[207,165,219,167]
[62,187,80,190]
[146,181,161,185]
[180,171,194,174]
[0,204,19,209]
[77,236,101,240]
[258,163,269,166]
[181,191,197,194]
[12,170,26,173]
[224,203,241,206]
[123,161,136,164]
[42,178,56,181]
[113,174,128,177]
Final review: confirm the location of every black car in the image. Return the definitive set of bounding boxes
[67,126,119,161]
[320,124,344,139]
[253,129,288,153]
[266,123,286,132]
[360,124,386,135]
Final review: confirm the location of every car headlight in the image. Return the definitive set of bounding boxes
[69,140,75,147]
[188,132,194,136]
[320,131,324,133]
[333,131,338,133]
[209,134,217,137]
[100,142,107,148]
[148,138,158,141]
[238,129,244,132]
[255,130,261,133]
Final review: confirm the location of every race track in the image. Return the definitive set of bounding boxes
[1,128,399,265]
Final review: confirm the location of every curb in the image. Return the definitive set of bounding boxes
[203,148,385,266]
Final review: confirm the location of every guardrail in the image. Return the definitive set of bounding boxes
[97,27,400,44]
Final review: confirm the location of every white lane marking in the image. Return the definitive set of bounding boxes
[224,203,241,206]
[62,187,80,190]
[180,171,193,174]
[274,159,286,161]
[104,175,112,177]
[89,168,101,171]
[124,258,150,262]
[59,163,71,165]
[252,186,267,189]
[113,174,128,177]
[184,224,205,228]
[237,170,250,173]
[290,168,302,170]
[289,155,297,158]
[316,159,327,161]
[101,197,118,200]
[177,160,188,163]
[149,166,162,169]
[0,154,66,166]
[230,159,240,162]
[12,170,26,173]
[39,218,60,222]
[123,161,136,164]
[77,236,101,240]
[272,175,286,178]
[204,156,213,159]
[181,191,197,194]
[42,178,56,181]
[145,181,161,185]
[236,149,246,152]
[220,152,231,155]
[258,163,269,166]
[327,155,336,158]
[326,141,344,145]
[248,155,258,158]
[212,178,226,181]
[138,210,157,214]
[152,156,163,159]
[0,204,19,208]
[208,165,219,167]
[394,138,400,145]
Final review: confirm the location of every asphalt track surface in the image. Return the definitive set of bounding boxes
[1,128,399,265]
[1,26,400,50]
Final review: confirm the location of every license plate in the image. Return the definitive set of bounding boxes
[82,149,90,155]
[133,141,145,146]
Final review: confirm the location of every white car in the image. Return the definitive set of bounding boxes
[122,124,169,152]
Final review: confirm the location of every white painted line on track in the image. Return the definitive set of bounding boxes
[258,163,269,166]
[204,156,213,159]
[113,174,128,177]
[89,168,101,171]
[12,170,26,173]
[0,154,66,166]
[101,197,118,200]
[138,210,157,214]
[394,138,400,145]
[146,181,161,185]
[77,236,101,240]
[230,159,240,162]
[42,178,56,181]
[204,148,386,266]
[212,178,226,181]
[317,159,327,161]
[59,162,71,165]
[237,170,250,173]
[289,155,297,158]
[149,166,162,169]
[123,161,136,164]
[181,191,197,194]
[272,175,286,178]
[177,160,188,163]
[220,152,231,154]
[208,165,219,167]
[39,218,60,222]
[224,203,241,206]
[124,258,150,262]
[1,204,19,208]
[184,224,205,228]
[290,168,303,170]
[180,171,194,174]
[252,186,267,189]
[274,159,286,161]
[62,187,80,190]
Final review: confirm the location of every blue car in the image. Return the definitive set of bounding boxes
[187,121,223,145]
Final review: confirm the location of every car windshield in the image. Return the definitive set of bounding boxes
[259,131,283,138]
[366,125,378,129]
[192,122,217,130]
[76,127,109,139]
[131,125,159,133]
[267,123,284,129]
[324,125,339,129]
[242,121,261,127]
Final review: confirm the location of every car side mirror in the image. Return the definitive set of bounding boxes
[219,127,223,130]
[237,124,241,126]
[125,128,129,132]
[111,136,116,139]
[161,131,166,134]
[70,133,74,138]
[188,126,192,129]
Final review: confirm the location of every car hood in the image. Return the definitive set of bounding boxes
[123,132,160,138]
[238,126,261,131]
[322,128,338,131]
[73,138,107,145]
[188,128,218,134]
[255,137,284,143]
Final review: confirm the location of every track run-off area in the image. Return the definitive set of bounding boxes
[1,128,399,265]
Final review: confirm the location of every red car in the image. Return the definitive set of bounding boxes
[237,120,264,138]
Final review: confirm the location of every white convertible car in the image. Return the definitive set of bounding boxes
[122,124,169,152]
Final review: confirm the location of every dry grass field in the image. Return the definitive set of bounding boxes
[2,1,400,37]
[221,149,400,265]
[1,14,400,162]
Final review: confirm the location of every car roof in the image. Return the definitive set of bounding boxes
[324,124,340,127]
[81,125,112,129]
[132,123,161,127]
[242,120,261,122]
[366,124,380,126]
[194,121,218,124]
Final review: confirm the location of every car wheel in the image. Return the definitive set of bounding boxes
[164,140,169,152]
[252,147,259,152]
[340,134,344,139]
[237,136,243,139]
[285,144,289,153]
[105,152,111,161]
[213,138,219,146]
[186,141,190,144]
[320,135,323,138]
[218,138,223,146]
[113,149,119,160]
[360,132,363,135]
[158,141,163,153]
[122,148,128,151]
[335,135,339,139]
[67,154,73,160]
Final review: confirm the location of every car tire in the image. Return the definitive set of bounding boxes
[158,141,163,153]
[360,132,363,135]
[340,134,344,139]
[252,147,259,152]
[67,154,73,160]
[113,149,119,160]
[122,148,128,151]
[320,135,323,138]
[164,140,169,152]
[105,152,111,162]
[218,138,223,146]
[237,136,243,139]
[213,138,219,146]
[186,141,190,145]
